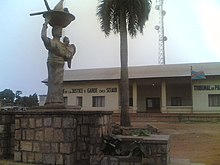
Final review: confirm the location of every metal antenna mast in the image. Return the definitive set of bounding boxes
[155,0,167,65]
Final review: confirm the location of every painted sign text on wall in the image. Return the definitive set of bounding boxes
[194,85,220,91]
[63,87,118,94]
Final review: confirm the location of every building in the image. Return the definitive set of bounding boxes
[42,62,220,113]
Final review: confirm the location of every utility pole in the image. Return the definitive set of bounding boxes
[155,0,167,65]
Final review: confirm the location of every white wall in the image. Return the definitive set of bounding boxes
[63,81,119,111]
[192,77,220,113]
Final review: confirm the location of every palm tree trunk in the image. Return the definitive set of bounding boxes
[119,7,131,127]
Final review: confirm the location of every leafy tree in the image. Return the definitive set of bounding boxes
[97,0,151,126]
[0,89,39,108]
[29,93,39,107]
[0,89,15,106]
[15,93,39,107]
[15,90,22,99]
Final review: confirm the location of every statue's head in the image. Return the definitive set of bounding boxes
[52,26,62,38]
[63,36,70,45]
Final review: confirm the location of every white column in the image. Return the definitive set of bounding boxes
[132,81,138,112]
[161,80,167,113]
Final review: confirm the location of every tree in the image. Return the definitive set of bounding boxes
[0,89,15,106]
[15,93,39,107]
[97,0,151,126]
[15,90,22,99]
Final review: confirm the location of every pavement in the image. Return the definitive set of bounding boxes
[170,158,206,165]
[0,160,30,165]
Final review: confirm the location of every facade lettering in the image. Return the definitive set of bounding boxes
[63,87,118,94]
[194,85,220,91]
[106,88,117,93]
[87,88,98,93]
[72,88,83,93]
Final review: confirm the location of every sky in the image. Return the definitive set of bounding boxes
[0,0,220,96]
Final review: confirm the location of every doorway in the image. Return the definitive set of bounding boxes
[146,97,160,113]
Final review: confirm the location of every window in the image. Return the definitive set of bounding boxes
[171,97,182,106]
[76,96,83,106]
[129,98,133,106]
[92,96,105,107]
[209,94,220,107]
[63,97,68,105]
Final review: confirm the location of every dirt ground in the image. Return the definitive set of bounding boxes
[133,121,220,165]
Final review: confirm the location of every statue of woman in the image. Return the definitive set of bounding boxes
[41,19,76,107]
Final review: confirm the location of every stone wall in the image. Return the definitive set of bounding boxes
[0,110,170,165]
[0,112,15,158]
[14,109,112,165]
[101,135,170,165]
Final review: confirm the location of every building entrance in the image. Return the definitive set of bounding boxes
[146,97,160,113]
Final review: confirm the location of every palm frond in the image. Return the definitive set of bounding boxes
[97,0,113,36]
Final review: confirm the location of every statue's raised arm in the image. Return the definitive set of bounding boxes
[31,0,76,108]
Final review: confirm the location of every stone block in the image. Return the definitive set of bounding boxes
[82,116,89,124]
[44,128,54,142]
[21,118,28,128]
[33,142,40,152]
[54,129,64,142]
[53,117,62,128]
[90,127,102,137]
[56,154,63,165]
[27,152,35,163]
[103,115,110,125]
[81,125,89,136]
[36,118,42,128]
[20,141,32,151]
[98,117,104,125]
[142,157,155,165]
[159,144,168,153]
[63,129,75,142]
[26,130,34,140]
[62,118,73,128]
[14,141,20,151]
[51,143,59,153]
[60,143,72,154]
[29,118,35,128]
[35,130,43,141]
[44,118,52,127]
[35,153,43,163]
[90,156,102,165]
[22,151,28,163]
[100,156,118,165]
[41,142,51,153]
[102,126,108,136]
[89,116,98,125]
[15,130,21,140]
[64,154,75,165]
[43,153,56,164]
[77,116,83,124]
[14,151,21,162]
[77,141,87,151]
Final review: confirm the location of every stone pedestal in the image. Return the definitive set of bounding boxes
[14,109,113,165]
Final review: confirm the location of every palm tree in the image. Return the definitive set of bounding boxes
[97,0,151,126]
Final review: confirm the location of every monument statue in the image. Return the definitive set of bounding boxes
[31,0,76,107]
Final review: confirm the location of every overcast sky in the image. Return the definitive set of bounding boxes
[0,0,220,96]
